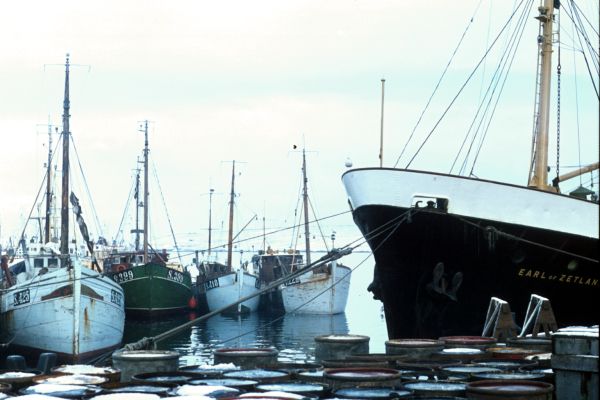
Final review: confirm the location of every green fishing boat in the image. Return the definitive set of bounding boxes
[104,251,193,316]
[103,120,193,316]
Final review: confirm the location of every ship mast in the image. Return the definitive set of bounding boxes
[226,161,235,271]
[528,0,556,190]
[44,124,54,244]
[141,120,149,263]
[208,188,214,258]
[59,54,71,259]
[133,160,142,252]
[302,149,311,266]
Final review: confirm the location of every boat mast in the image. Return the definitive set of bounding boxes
[528,0,556,190]
[134,160,142,252]
[302,149,311,266]
[226,161,235,271]
[44,123,54,244]
[142,120,149,263]
[59,54,71,260]
[208,188,214,258]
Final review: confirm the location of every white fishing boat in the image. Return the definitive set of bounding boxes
[197,161,261,314]
[0,55,125,363]
[202,265,260,314]
[280,149,351,315]
[281,259,351,315]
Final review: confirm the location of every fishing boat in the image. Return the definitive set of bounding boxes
[278,149,352,315]
[0,55,125,363]
[104,121,193,317]
[342,0,598,338]
[196,161,261,314]
[252,248,301,313]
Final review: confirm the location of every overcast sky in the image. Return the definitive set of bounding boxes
[1,0,598,259]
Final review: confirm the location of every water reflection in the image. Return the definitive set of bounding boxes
[122,311,348,366]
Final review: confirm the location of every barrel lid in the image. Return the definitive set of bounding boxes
[0,370,38,384]
[385,339,444,348]
[112,350,180,360]
[474,359,538,370]
[189,378,258,387]
[131,372,195,384]
[90,394,161,400]
[439,336,497,345]
[314,334,370,343]
[403,381,466,394]
[442,366,502,374]
[486,347,541,359]
[438,347,485,355]
[173,383,240,397]
[473,371,546,380]
[224,369,290,380]
[324,367,400,381]
[180,363,240,376]
[334,386,412,398]
[466,379,554,394]
[215,348,279,356]
[34,374,108,385]
[20,383,103,398]
[256,382,326,393]
[234,391,311,399]
[52,364,120,376]
[106,384,172,394]
[553,326,599,339]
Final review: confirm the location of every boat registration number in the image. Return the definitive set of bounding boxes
[204,278,219,291]
[167,269,184,283]
[111,289,123,306]
[284,277,300,286]
[13,289,31,306]
[113,270,134,283]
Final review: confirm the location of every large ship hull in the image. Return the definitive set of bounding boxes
[343,168,598,338]
[108,262,193,316]
[1,267,125,363]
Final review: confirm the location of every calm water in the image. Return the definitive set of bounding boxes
[122,252,389,366]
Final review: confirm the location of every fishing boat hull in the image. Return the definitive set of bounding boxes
[107,262,193,316]
[281,264,352,314]
[343,168,599,338]
[203,271,261,314]
[0,266,125,363]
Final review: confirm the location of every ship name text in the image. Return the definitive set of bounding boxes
[518,268,598,286]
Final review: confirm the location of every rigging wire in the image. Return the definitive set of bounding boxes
[467,0,533,175]
[112,165,138,246]
[450,0,532,174]
[150,156,183,264]
[405,0,529,168]
[70,135,104,239]
[392,0,485,168]
[564,0,600,98]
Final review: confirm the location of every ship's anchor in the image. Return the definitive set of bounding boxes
[428,262,463,301]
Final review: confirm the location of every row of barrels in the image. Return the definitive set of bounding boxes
[0,326,596,399]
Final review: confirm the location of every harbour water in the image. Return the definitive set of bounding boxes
[121,251,388,366]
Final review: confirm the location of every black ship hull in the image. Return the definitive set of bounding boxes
[353,204,598,338]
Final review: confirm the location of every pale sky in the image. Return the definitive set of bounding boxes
[1,0,598,258]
